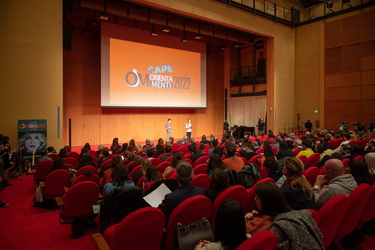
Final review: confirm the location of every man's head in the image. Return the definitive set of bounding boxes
[302,139,313,149]
[226,146,236,157]
[176,161,194,185]
[145,139,150,144]
[324,159,346,182]
[47,146,54,153]
[340,145,352,156]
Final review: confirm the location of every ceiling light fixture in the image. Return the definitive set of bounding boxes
[195,22,202,40]
[150,23,158,37]
[163,14,170,33]
[100,0,109,21]
[181,19,187,43]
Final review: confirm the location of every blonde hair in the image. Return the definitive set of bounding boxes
[284,157,313,199]
[141,158,151,174]
[365,152,375,176]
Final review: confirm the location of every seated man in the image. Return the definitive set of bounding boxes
[296,139,314,158]
[36,150,52,164]
[158,161,205,224]
[313,159,357,210]
[223,146,245,172]
[189,142,204,163]
[239,142,257,160]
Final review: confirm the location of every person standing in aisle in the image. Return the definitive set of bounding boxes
[185,119,192,142]
[166,118,172,141]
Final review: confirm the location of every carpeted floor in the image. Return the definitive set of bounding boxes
[0,174,98,250]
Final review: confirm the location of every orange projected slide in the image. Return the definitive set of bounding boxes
[102,38,206,108]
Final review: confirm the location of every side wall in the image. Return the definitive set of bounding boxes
[0,0,63,148]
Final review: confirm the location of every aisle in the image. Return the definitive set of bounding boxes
[0,174,97,250]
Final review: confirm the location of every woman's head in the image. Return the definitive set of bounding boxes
[145,165,163,183]
[211,168,229,189]
[158,138,164,145]
[208,154,224,173]
[79,153,93,163]
[283,157,313,199]
[129,139,135,148]
[102,147,109,157]
[263,145,274,158]
[171,151,183,168]
[133,155,143,166]
[365,152,375,176]
[58,149,67,158]
[83,143,91,150]
[110,155,122,167]
[112,138,119,146]
[155,144,165,155]
[141,158,151,173]
[111,164,130,186]
[215,199,247,249]
[347,159,375,185]
[63,145,71,153]
[255,182,291,216]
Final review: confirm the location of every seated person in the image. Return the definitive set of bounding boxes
[296,139,314,158]
[36,150,52,164]
[239,142,258,160]
[223,146,244,172]
[264,158,285,187]
[158,161,205,224]
[204,168,230,203]
[103,164,134,197]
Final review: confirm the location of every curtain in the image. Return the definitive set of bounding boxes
[229,96,267,127]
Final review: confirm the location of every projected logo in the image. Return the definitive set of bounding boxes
[125,65,191,90]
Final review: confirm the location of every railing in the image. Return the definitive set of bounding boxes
[230,64,266,86]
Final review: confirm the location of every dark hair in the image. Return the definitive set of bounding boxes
[263,145,274,159]
[264,158,278,173]
[331,152,344,160]
[102,147,109,157]
[47,146,54,152]
[208,154,224,174]
[213,147,223,157]
[189,142,197,154]
[79,153,93,164]
[83,143,91,150]
[352,144,363,156]
[171,151,183,168]
[63,145,71,153]
[211,168,229,189]
[212,139,218,147]
[165,145,172,153]
[146,148,155,157]
[111,164,130,186]
[111,155,122,167]
[122,143,128,150]
[155,144,165,155]
[348,160,375,185]
[145,165,163,183]
[226,146,236,157]
[255,182,291,217]
[52,158,66,171]
[303,139,313,149]
[215,199,247,250]
[279,140,287,150]
[58,149,67,158]
[176,161,193,185]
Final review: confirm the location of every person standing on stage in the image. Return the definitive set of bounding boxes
[224,120,230,136]
[185,119,192,142]
[304,119,313,132]
[165,118,172,141]
[256,118,265,135]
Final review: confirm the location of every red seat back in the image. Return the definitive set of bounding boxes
[66,151,80,161]
[157,161,171,175]
[247,155,262,165]
[75,166,98,176]
[136,174,146,188]
[104,207,165,250]
[297,155,308,166]
[317,194,349,248]
[100,159,112,170]
[64,157,78,168]
[165,195,211,250]
[303,166,320,187]
[211,185,247,231]
[43,169,72,199]
[342,158,350,168]
[61,181,100,221]
[306,153,320,167]
[334,183,371,242]
[129,165,141,178]
[34,160,54,181]
[193,156,209,167]
[358,183,375,227]
[236,230,278,250]
[193,163,208,175]
[292,148,300,156]
[48,153,59,160]
[71,174,100,186]
[150,158,161,166]
[191,174,210,190]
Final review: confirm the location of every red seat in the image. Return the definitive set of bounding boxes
[34,160,54,182]
[334,183,372,244]
[191,174,210,190]
[165,168,176,179]
[193,156,209,167]
[247,155,262,165]
[353,155,364,161]
[98,207,165,250]
[157,161,171,175]
[56,181,100,237]
[43,169,72,199]
[157,153,167,159]
[317,194,349,249]
[357,183,375,228]
[136,174,146,188]
[256,177,276,185]
[129,165,141,179]
[303,166,320,187]
[125,161,134,169]
[211,185,248,231]
[342,158,350,169]
[99,159,112,170]
[164,195,212,250]
[64,157,78,168]
[179,146,189,155]
[259,166,268,178]
[75,166,98,176]
[71,174,100,186]
[297,155,308,166]
[48,153,59,160]
[185,158,193,166]
[67,151,80,161]
[306,153,320,167]
[236,230,278,250]
[193,163,208,175]
[88,150,97,157]
[150,158,161,166]
[245,178,276,213]
[292,148,300,156]
[255,148,264,154]
[65,163,75,170]
[165,156,173,162]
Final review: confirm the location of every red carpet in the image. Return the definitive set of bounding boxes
[0,174,97,250]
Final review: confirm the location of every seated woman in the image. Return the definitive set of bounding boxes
[128,155,143,173]
[102,155,122,185]
[47,158,66,175]
[132,158,151,185]
[162,151,183,178]
[143,165,163,190]
[245,182,291,236]
[204,168,230,203]
[207,153,224,177]
[346,159,375,185]
[76,153,96,170]
[280,157,316,210]
[195,199,247,250]
[103,164,134,197]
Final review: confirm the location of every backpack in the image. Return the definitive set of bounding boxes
[237,163,261,189]
[225,168,238,186]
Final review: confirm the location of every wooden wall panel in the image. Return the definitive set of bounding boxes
[362,55,375,71]
[326,47,342,60]
[363,100,375,114]
[362,85,375,100]
[324,114,342,129]
[325,74,342,87]
[325,33,342,48]
[342,72,361,87]
[325,59,342,74]
[342,57,361,72]
[361,26,375,41]
[342,15,360,31]
[341,86,361,100]
[342,29,361,45]
[342,100,361,114]
[342,44,361,58]
[361,10,375,27]
[325,88,342,101]
[325,19,342,35]
[362,41,375,56]
[362,70,375,85]
[325,101,342,114]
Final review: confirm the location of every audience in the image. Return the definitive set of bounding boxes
[346,160,375,185]
[163,151,183,178]
[103,164,134,197]
[204,168,230,203]
[365,152,375,178]
[223,146,244,172]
